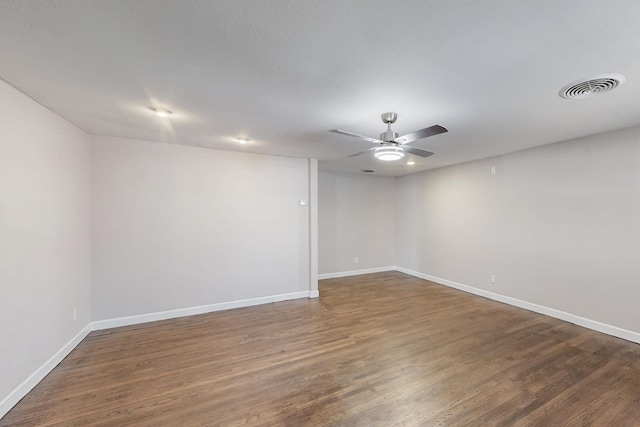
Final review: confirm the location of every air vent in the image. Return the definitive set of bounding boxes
[560,74,625,99]
[360,169,375,173]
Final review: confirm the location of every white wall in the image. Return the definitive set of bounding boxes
[91,136,311,320]
[319,172,396,274]
[396,126,640,333]
[0,80,91,406]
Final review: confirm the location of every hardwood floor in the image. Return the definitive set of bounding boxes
[3,271,640,426]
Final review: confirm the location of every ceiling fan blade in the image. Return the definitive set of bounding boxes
[395,125,447,144]
[330,129,383,144]
[348,147,376,157]
[403,146,434,158]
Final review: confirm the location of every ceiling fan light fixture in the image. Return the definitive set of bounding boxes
[374,146,405,161]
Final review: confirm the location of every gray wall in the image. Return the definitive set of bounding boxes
[91,136,311,320]
[0,80,92,401]
[396,126,640,332]
[319,172,396,274]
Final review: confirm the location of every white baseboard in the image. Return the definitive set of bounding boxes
[0,324,92,419]
[318,266,395,280]
[91,290,312,330]
[1,290,315,419]
[395,266,640,345]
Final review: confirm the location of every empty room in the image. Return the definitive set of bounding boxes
[2,1,640,425]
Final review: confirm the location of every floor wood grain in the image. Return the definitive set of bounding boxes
[3,271,640,426]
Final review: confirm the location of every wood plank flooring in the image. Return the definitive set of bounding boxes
[3,271,640,426]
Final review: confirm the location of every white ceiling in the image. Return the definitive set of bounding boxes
[1,0,640,176]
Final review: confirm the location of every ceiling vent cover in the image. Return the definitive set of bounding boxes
[560,74,625,99]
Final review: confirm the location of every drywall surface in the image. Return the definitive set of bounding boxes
[0,80,91,402]
[319,172,396,274]
[91,136,310,320]
[396,126,640,333]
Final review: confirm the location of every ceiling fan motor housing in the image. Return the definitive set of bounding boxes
[380,130,399,142]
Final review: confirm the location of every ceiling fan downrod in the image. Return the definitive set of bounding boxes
[380,112,399,142]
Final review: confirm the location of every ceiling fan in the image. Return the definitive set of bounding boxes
[330,112,447,161]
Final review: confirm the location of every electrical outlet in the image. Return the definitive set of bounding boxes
[354,257,359,264]
[490,275,496,284]
[490,166,496,175]
[73,308,77,321]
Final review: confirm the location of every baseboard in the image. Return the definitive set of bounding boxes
[1,289,318,419]
[395,266,640,345]
[318,266,395,280]
[91,290,312,330]
[0,323,92,419]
